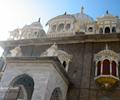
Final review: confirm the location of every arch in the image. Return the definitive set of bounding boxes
[112,61,117,76]
[88,27,93,32]
[52,25,56,32]
[50,87,62,100]
[103,59,110,75]
[99,28,103,34]
[4,74,34,100]
[112,27,116,33]
[65,24,70,31]
[105,27,110,33]
[57,23,64,32]
[97,61,101,76]
[63,61,67,69]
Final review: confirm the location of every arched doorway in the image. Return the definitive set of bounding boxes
[50,88,62,100]
[105,27,110,33]
[112,27,116,33]
[4,74,34,100]
[99,28,103,34]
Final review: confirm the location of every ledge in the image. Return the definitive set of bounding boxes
[0,33,120,47]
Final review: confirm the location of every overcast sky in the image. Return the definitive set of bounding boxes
[0,0,120,55]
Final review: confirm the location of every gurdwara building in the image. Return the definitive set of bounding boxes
[0,7,120,100]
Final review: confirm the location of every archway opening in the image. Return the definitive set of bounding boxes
[97,61,101,76]
[99,28,103,34]
[103,59,110,75]
[50,88,62,100]
[112,27,116,33]
[57,24,64,32]
[4,74,34,100]
[88,27,93,32]
[63,61,66,69]
[112,61,117,76]
[105,27,110,33]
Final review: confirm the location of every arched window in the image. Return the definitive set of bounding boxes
[105,27,110,33]
[99,28,103,34]
[52,25,56,32]
[65,24,70,31]
[63,61,66,69]
[57,24,64,32]
[50,88,62,100]
[112,27,116,33]
[103,59,110,75]
[97,61,101,76]
[112,61,117,76]
[4,74,34,100]
[88,27,93,32]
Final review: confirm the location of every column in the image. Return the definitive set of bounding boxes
[110,61,112,75]
[101,61,103,75]
[116,63,119,77]
[95,61,98,76]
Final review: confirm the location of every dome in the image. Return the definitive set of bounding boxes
[20,18,46,39]
[31,19,43,29]
[73,7,94,25]
[46,13,76,25]
[103,10,113,17]
[97,10,118,20]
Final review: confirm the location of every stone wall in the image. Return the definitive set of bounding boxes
[1,34,120,100]
[0,57,69,100]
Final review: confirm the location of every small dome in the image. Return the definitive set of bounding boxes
[73,7,94,24]
[103,10,113,17]
[31,19,43,29]
[20,18,46,39]
[98,10,118,19]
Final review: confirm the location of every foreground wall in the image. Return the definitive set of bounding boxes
[0,57,69,100]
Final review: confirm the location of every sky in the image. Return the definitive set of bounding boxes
[0,0,120,55]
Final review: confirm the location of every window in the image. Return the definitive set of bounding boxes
[65,24,70,31]
[112,61,117,76]
[97,61,101,76]
[94,49,119,89]
[52,25,56,32]
[57,24,64,32]
[63,61,66,68]
[99,28,103,34]
[112,27,116,33]
[88,27,93,32]
[103,59,110,75]
[96,60,118,76]
[105,27,110,33]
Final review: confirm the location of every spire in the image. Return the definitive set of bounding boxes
[38,18,41,22]
[81,6,84,14]
[105,44,109,50]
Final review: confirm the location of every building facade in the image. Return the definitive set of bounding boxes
[0,7,120,100]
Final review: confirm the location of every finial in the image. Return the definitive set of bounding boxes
[38,18,40,22]
[81,6,84,14]
[64,12,67,15]
[106,10,109,14]
[105,44,109,50]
